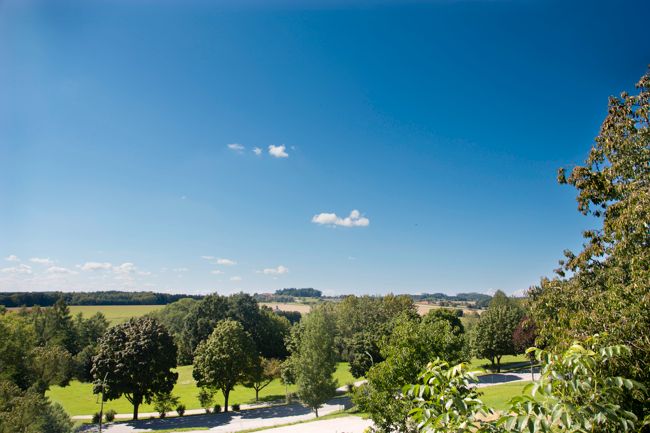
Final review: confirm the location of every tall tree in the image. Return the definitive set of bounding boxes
[530,68,650,415]
[471,291,523,372]
[91,317,178,420]
[292,307,338,417]
[192,319,256,412]
[243,357,281,402]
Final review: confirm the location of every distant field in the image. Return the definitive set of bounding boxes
[68,305,164,325]
[260,302,312,314]
[47,362,356,416]
[415,302,483,316]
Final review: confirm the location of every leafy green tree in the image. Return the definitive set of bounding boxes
[529,68,650,417]
[354,312,466,432]
[244,357,281,402]
[192,319,256,412]
[91,317,178,420]
[0,380,72,433]
[407,337,645,433]
[292,307,338,416]
[471,291,523,372]
[152,392,180,418]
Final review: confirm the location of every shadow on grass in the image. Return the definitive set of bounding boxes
[479,361,539,374]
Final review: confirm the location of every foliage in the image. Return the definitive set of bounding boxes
[91,316,178,420]
[471,291,524,372]
[244,357,282,401]
[275,288,322,298]
[197,388,214,413]
[213,404,221,413]
[176,403,185,416]
[104,408,116,422]
[0,380,73,433]
[153,392,180,418]
[0,291,203,307]
[529,68,650,417]
[231,403,240,411]
[192,319,256,412]
[291,306,338,416]
[354,311,466,433]
[407,338,647,433]
[91,412,101,424]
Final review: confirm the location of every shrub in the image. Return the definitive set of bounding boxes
[92,412,101,424]
[198,388,214,414]
[153,392,179,418]
[176,404,185,417]
[231,403,240,411]
[213,404,221,413]
[104,409,116,422]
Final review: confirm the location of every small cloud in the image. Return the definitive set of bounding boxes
[217,258,237,266]
[138,271,152,276]
[268,144,289,158]
[201,256,216,260]
[1,264,32,274]
[113,263,136,274]
[30,257,54,266]
[46,266,77,275]
[230,276,242,282]
[5,255,20,262]
[80,262,113,271]
[262,265,289,275]
[227,143,245,153]
[311,209,369,228]
[210,270,224,275]
[172,267,189,273]
[252,147,262,156]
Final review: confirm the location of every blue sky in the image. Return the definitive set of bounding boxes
[1,0,648,295]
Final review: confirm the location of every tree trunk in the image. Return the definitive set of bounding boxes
[224,388,230,412]
[315,407,319,418]
[496,355,502,373]
[255,387,259,402]
[490,356,496,371]
[133,400,139,420]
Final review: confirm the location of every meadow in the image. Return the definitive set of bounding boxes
[68,305,165,325]
[48,362,356,416]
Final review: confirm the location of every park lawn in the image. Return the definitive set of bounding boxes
[47,362,356,416]
[68,305,164,325]
[479,381,532,411]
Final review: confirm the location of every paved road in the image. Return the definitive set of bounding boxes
[259,416,372,433]
[476,371,535,388]
[92,399,352,433]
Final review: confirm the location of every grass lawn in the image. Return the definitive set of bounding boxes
[479,381,531,411]
[68,305,165,325]
[47,362,356,416]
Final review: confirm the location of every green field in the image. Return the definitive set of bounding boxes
[47,362,356,416]
[68,305,164,325]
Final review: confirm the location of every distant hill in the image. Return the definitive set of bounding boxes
[275,288,322,298]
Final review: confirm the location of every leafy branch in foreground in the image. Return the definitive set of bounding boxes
[408,337,647,433]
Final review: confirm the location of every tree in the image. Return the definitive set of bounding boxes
[91,317,178,420]
[244,357,281,402]
[529,68,650,416]
[354,312,466,432]
[192,319,256,412]
[0,380,72,433]
[471,291,523,372]
[292,307,338,417]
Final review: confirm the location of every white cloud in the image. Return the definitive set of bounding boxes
[113,263,136,274]
[262,265,289,275]
[227,143,245,152]
[230,276,242,282]
[30,257,54,266]
[172,267,189,273]
[253,147,262,156]
[80,262,113,271]
[311,209,370,227]
[268,144,289,158]
[1,264,32,274]
[46,266,77,275]
[217,258,237,266]
[5,255,19,262]
[201,256,216,260]
[210,270,224,275]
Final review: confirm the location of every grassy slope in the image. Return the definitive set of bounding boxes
[68,305,164,325]
[479,380,532,411]
[47,362,355,416]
